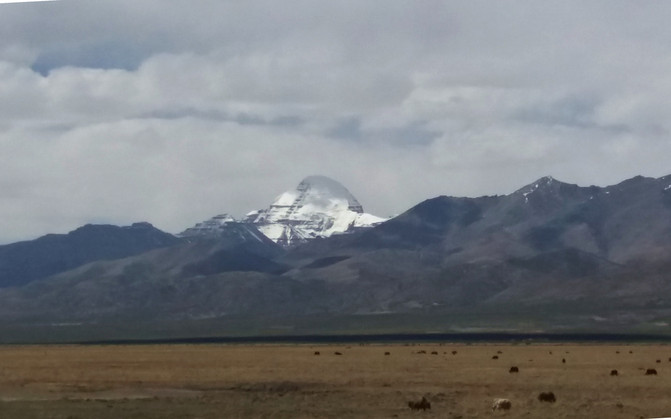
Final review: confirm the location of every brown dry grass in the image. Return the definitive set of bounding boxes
[0,343,669,418]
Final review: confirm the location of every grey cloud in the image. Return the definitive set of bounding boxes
[32,40,148,75]
[328,117,361,141]
[2,1,671,242]
[509,94,628,133]
[140,107,305,128]
[329,117,439,148]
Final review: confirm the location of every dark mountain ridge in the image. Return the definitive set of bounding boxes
[0,222,179,288]
[1,173,671,340]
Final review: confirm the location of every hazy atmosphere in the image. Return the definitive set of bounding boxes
[2,0,671,243]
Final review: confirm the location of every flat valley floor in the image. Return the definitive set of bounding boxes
[0,343,670,418]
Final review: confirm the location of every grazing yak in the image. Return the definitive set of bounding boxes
[408,396,431,411]
[645,368,658,375]
[314,351,320,355]
[492,355,499,360]
[334,352,343,356]
[610,369,618,376]
[509,366,519,373]
[492,398,512,411]
[538,392,556,403]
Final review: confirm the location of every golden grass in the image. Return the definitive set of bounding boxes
[0,343,669,418]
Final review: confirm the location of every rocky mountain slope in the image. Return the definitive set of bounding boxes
[273,173,671,327]
[2,174,671,338]
[0,222,179,288]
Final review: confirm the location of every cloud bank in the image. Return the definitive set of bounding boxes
[1,1,671,242]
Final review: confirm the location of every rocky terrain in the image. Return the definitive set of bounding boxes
[0,222,179,288]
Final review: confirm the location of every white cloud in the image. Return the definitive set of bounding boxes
[1,1,671,242]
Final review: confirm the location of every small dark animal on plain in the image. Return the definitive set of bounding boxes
[385,352,390,356]
[334,352,342,356]
[538,392,556,403]
[491,398,512,411]
[610,369,618,376]
[452,351,458,355]
[656,359,661,363]
[668,357,671,362]
[549,351,552,355]
[314,351,320,355]
[417,350,426,354]
[629,350,633,354]
[497,350,503,354]
[408,396,431,411]
[562,358,566,364]
[509,366,519,373]
[616,351,620,354]
[492,355,499,360]
[645,368,658,375]
[431,351,438,355]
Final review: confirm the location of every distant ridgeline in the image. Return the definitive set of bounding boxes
[1,173,671,341]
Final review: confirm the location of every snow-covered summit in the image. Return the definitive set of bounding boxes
[178,176,388,247]
[245,176,386,246]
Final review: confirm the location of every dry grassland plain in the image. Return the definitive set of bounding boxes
[0,343,669,418]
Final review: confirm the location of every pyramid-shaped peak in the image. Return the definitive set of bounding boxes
[243,175,386,246]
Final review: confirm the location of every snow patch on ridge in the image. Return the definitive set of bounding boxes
[179,214,236,237]
[517,176,558,203]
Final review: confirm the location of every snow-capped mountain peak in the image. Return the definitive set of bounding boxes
[246,176,385,246]
[178,176,387,246]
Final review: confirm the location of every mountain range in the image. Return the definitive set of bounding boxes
[1,174,671,342]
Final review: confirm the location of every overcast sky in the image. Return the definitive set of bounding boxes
[1,1,671,242]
